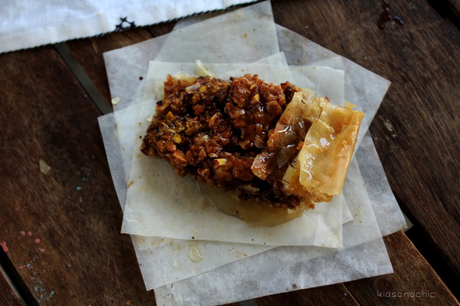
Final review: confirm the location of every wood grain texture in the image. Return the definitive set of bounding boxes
[345,231,459,305]
[0,46,156,305]
[0,271,23,306]
[272,0,460,278]
[255,284,359,306]
[65,23,175,103]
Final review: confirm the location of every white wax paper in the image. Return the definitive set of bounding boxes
[155,238,392,306]
[121,61,345,247]
[154,1,278,63]
[152,144,393,306]
[104,35,168,111]
[357,135,407,235]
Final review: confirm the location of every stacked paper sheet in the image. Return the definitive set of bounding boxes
[98,2,407,305]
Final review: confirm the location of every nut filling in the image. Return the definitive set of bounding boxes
[141,74,364,209]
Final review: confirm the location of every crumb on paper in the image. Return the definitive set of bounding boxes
[127,180,134,188]
[111,97,120,105]
[39,160,51,175]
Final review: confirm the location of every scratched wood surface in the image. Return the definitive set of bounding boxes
[0,0,459,305]
[0,46,156,305]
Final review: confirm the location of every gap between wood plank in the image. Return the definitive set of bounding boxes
[0,249,38,306]
[54,43,112,115]
[427,0,460,31]
[0,256,25,306]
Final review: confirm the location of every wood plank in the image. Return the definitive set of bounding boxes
[0,270,23,306]
[255,284,359,306]
[65,23,175,103]
[272,0,460,279]
[345,231,459,305]
[0,46,156,305]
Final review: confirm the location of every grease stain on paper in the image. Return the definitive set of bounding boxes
[189,246,203,263]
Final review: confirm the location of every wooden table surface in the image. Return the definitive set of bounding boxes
[1,0,459,305]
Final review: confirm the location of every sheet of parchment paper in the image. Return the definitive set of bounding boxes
[121,61,345,247]
[104,34,168,111]
[154,1,278,63]
[152,145,392,305]
[155,237,391,306]
[357,134,407,235]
